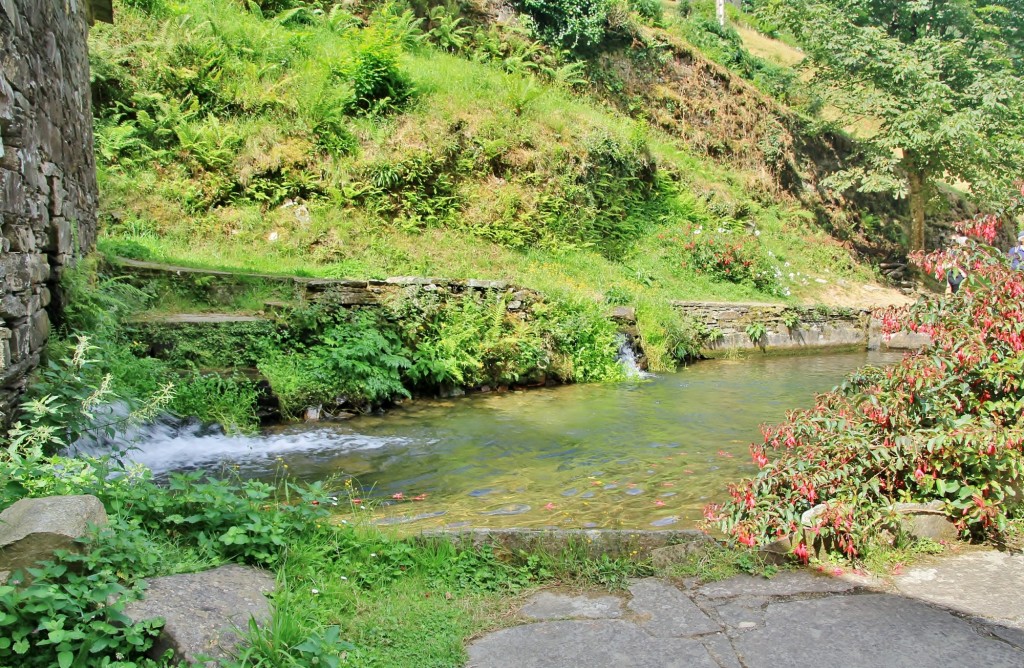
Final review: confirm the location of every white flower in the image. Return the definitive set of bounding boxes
[311,588,320,595]
[370,553,377,557]
[340,576,349,581]
[754,230,761,236]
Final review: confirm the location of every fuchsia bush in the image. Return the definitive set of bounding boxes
[705,212,1024,561]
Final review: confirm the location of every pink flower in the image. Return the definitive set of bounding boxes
[392,492,404,500]
[793,542,810,564]
[655,499,666,507]
[544,503,556,511]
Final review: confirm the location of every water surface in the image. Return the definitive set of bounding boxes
[119,351,902,530]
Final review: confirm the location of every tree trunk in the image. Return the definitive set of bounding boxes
[906,163,927,253]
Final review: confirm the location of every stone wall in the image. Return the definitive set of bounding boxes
[673,301,928,355]
[0,0,100,416]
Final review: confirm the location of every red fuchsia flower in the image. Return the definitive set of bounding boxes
[914,467,925,482]
[793,542,810,564]
[351,498,363,504]
[544,502,556,511]
[392,492,404,500]
[703,504,723,522]
[718,450,734,458]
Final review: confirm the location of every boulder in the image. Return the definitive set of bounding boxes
[0,494,107,571]
[894,501,959,543]
[123,564,274,665]
[609,306,636,323]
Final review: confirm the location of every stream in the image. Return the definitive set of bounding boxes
[106,351,903,530]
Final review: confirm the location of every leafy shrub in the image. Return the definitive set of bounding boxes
[171,373,261,434]
[517,0,613,49]
[628,0,662,22]
[707,217,1024,561]
[670,227,783,296]
[342,31,414,115]
[389,290,549,389]
[260,310,412,416]
[0,557,165,668]
[533,298,623,382]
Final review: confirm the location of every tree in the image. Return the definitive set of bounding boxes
[762,0,1024,251]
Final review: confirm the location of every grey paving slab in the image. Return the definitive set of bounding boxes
[893,550,1024,629]
[520,591,624,620]
[711,596,767,630]
[695,570,857,599]
[700,633,743,668]
[465,620,718,668]
[733,594,1024,668]
[627,578,722,637]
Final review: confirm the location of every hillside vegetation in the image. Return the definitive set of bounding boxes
[87,0,904,340]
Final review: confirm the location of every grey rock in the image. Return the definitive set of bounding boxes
[650,541,708,570]
[466,278,508,290]
[520,591,624,620]
[627,578,722,637]
[609,305,636,323]
[123,564,274,665]
[0,495,107,571]
[734,594,1024,668]
[893,501,959,542]
[29,308,48,351]
[465,620,718,668]
[696,570,856,599]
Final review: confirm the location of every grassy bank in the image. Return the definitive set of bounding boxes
[89,0,888,337]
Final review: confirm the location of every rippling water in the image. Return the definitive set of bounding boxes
[98,351,903,530]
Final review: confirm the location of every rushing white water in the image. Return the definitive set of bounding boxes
[70,413,408,477]
[616,334,652,379]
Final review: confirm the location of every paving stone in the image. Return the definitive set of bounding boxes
[520,591,624,620]
[696,570,857,599]
[893,550,1024,629]
[733,594,1024,668]
[465,620,718,668]
[123,564,274,665]
[627,578,722,637]
[700,633,742,668]
[711,596,767,630]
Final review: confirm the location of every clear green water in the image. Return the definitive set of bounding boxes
[130,351,902,530]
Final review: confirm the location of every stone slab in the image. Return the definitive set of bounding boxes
[695,570,857,599]
[465,620,717,668]
[123,564,274,664]
[733,594,1024,668]
[893,550,1024,629]
[0,494,107,571]
[520,591,624,620]
[627,578,721,637]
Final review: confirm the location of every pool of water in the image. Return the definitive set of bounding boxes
[114,351,903,530]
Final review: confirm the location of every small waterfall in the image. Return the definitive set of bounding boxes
[616,334,651,379]
[67,408,404,477]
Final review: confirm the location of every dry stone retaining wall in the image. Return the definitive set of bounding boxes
[0,0,101,416]
[674,301,927,354]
